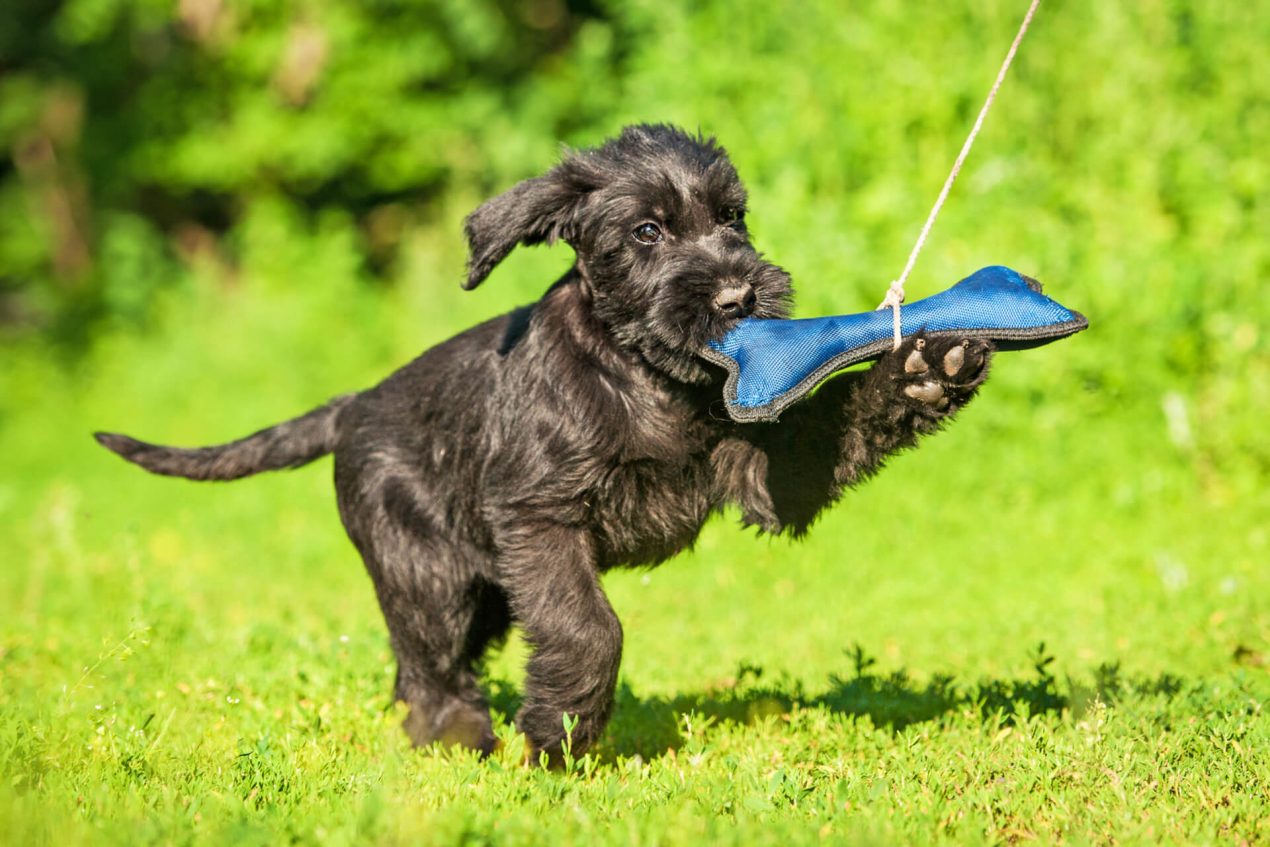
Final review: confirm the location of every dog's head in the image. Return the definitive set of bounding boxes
[463,124,793,383]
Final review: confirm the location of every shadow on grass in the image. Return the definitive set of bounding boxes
[491,643,1188,762]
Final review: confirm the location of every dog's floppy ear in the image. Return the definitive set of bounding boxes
[462,159,596,290]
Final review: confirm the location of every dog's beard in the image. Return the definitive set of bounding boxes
[592,260,793,386]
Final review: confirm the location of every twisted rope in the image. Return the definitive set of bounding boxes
[878,0,1043,348]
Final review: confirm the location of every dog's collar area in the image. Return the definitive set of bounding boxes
[701,265,1088,422]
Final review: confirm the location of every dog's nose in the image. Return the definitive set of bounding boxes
[713,283,757,319]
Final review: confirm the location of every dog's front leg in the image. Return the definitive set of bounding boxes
[496,521,622,764]
[745,334,993,535]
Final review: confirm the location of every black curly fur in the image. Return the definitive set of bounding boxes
[95,125,992,762]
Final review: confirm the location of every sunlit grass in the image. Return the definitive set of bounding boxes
[2,268,1266,845]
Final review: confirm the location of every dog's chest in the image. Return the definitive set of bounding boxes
[589,420,719,569]
[590,455,715,569]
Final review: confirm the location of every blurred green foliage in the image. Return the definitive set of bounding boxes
[0,0,621,337]
[2,1,1263,352]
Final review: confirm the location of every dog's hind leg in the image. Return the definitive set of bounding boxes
[367,540,509,756]
[384,569,510,756]
[336,466,508,755]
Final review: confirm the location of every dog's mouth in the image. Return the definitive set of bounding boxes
[627,265,792,384]
[700,269,793,341]
[588,253,793,385]
[700,304,774,345]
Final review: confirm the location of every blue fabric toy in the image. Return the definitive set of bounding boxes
[701,265,1087,422]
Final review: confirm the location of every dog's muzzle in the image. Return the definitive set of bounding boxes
[713,282,757,320]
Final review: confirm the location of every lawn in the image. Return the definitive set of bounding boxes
[1,2,1267,844]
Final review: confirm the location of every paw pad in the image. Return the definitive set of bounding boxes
[904,345,930,374]
[942,342,966,377]
[903,381,945,405]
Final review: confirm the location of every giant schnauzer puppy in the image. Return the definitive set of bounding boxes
[97,124,991,761]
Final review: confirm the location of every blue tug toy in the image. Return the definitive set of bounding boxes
[701,265,1088,422]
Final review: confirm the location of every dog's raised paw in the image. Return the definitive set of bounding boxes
[891,335,992,411]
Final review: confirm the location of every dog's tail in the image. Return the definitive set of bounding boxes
[94,394,356,481]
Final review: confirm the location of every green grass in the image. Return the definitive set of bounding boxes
[3,1,1269,844]
[2,272,1267,845]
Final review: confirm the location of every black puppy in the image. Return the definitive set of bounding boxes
[97,124,991,761]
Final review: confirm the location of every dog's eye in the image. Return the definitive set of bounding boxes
[720,207,745,226]
[632,222,663,245]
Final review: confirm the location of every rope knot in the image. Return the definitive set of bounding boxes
[876,280,906,349]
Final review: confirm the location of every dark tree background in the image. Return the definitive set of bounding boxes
[0,0,625,343]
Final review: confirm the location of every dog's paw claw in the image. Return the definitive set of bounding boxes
[903,381,945,404]
[942,342,965,377]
